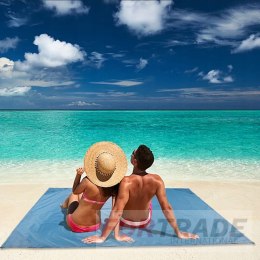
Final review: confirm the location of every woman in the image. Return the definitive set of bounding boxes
[61,141,131,241]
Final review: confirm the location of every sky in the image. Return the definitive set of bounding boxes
[0,0,260,109]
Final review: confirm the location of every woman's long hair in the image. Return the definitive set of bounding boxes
[101,183,119,197]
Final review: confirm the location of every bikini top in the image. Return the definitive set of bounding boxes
[82,192,106,205]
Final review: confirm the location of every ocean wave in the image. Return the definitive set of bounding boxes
[0,158,259,184]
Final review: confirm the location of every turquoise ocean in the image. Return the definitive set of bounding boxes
[0,110,259,183]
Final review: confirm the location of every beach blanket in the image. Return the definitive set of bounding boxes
[1,188,254,248]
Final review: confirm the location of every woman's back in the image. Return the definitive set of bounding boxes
[70,177,113,226]
[63,141,127,233]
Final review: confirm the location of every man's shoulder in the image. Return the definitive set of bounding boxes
[146,173,163,182]
[123,173,161,179]
[121,175,140,184]
[120,176,132,184]
[123,173,163,185]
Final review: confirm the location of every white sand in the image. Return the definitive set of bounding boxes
[0,180,259,260]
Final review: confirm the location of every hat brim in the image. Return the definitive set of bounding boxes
[84,142,127,187]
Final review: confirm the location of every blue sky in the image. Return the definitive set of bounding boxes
[0,0,260,109]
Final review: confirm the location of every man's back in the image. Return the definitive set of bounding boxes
[120,173,162,221]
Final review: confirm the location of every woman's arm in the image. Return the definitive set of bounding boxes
[72,167,87,194]
[82,179,134,243]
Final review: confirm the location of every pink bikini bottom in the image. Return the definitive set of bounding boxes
[66,214,100,233]
[120,203,152,228]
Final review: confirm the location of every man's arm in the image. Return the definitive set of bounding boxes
[82,179,134,243]
[155,177,199,239]
[111,196,120,237]
[111,196,132,242]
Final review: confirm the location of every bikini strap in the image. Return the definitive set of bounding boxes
[82,192,106,205]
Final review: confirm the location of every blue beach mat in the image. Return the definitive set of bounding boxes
[1,188,254,248]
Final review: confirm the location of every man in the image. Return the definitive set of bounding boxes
[83,145,199,243]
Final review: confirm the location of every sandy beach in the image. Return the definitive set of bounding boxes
[0,180,259,260]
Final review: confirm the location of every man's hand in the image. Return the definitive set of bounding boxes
[82,235,105,244]
[177,231,199,239]
[115,233,135,243]
[76,167,84,176]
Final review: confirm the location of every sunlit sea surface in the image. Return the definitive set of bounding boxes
[0,110,259,183]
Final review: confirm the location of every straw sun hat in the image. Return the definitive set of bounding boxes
[84,141,127,187]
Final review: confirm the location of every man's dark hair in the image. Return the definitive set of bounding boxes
[135,145,154,171]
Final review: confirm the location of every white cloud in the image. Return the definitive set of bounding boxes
[15,34,85,70]
[136,58,148,71]
[0,35,85,98]
[114,0,173,36]
[90,80,143,87]
[193,6,260,46]
[167,5,260,50]
[106,52,126,59]
[233,34,260,53]
[0,37,19,53]
[68,90,137,98]
[0,56,76,96]
[99,91,136,97]
[207,6,260,39]
[202,70,222,84]
[165,39,190,47]
[88,52,105,69]
[7,14,27,27]
[0,86,31,96]
[0,57,14,72]
[223,76,233,83]
[185,67,198,73]
[227,65,233,72]
[68,101,100,107]
[156,87,260,98]
[157,87,211,94]
[196,33,235,46]
[122,59,136,66]
[0,1,11,6]
[21,80,75,88]
[43,0,89,15]
[200,69,234,84]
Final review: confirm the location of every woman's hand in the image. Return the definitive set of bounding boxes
[177,231,199,239]
[82,235,105,244]
[115,233,134,243]
[82,234,134,244]
[76,167,84,176]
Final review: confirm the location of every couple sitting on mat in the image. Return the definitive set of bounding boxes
[61,141,199,243]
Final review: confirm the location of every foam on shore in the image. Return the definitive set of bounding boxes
[0,158,259,184]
